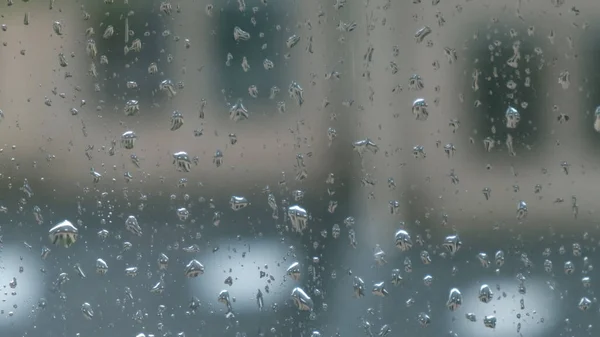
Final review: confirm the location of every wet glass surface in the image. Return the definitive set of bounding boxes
[1,0,600,336]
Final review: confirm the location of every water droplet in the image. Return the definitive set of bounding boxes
[184,259,205,277]
[483,315,496,328]
[391,269,403,285]
[332,223,341,239]
[353,138,379,156]
[494,250,505,266]
[408,74,424,90]
[444,143,456,157]
[96,258,108,274]
[229,99,249,121]
[446,288,462,311]
[124,99,140,116]
[412,98,429,121]
[478,284,493,303]
[157,253,169,270]
[372,282,388,297]
[477,252,490,268]
[442,234,462,255]
[420,250,432,265]
[287,262,301,281]
[48,220,78,247]
[121,131,137,149]
[417,312,431,327]
[505,106,520,128]
[233,26,251,41]
[291,287,313,311]
[173,151,192,172]
[579,297,592,311]
[564,260,575,274]
[159,79,177,98]
[288,205,308,233]
[170,111,184,131]
[86,39,97,58]
[52,21,63,35]
[230,196,249,211]
[516,200,528,220]
[394,230,413,251]
[102,25,114,39]
[544,259,553,273]
[558,70,570,90]
[124,215,142,236]
[213,150,224,167]
[81,302,94,319]
[482,187,491,200]
[125,267,138,277]
[177,207,190,221]
[353,276,365,297]
[414,26,431,43]
[286,35,300,48]
[288,82,304,106]
[412,145,426,158]
[582,276,591,287]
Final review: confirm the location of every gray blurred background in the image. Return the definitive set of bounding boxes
[0,0,599,336]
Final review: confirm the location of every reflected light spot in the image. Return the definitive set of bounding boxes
[189,240,295,314]
[0,244,44,328]
[445,277,560,337]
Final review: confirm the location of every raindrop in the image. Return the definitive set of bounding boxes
[353,276,365,298]
[442,234,461,255]
[516,201,528,220]
[291,287,313,311]
[124,99,140,116]
[170,111,184,131]
[287,262,301,281]
[478,284,493,303]
[412,98,429,121]
[414,26,431,43]
[417,312,431,327]
[505,106,520,128]
[159,79,177,98]
[121,131,137,149]
[229,99,249,121]
[286,35,300,48]
[96,258,108,275]
[48,220,78,247]
[288,205,308,233]
[372,282,388,297]
[394,229,413,251]
[81,303,94,319]
[124,215,142,236]
[483,315,496,328]
[408,74,424,90]
[52,21,63,35]
[446,288,462,311]
[173,151,192,172]
[184,259,205,277]
[230,196,249,211]
[579,297,592,311]
[564,261,575,275]
[288,82,304,106]
[233,26,250,41]
[391,269,403,286]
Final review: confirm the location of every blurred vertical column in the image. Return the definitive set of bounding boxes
[0,1,88,184]
[172,0,345,333]
[327,0,417,335]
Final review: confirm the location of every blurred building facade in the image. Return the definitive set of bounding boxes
[1,0,599,337]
